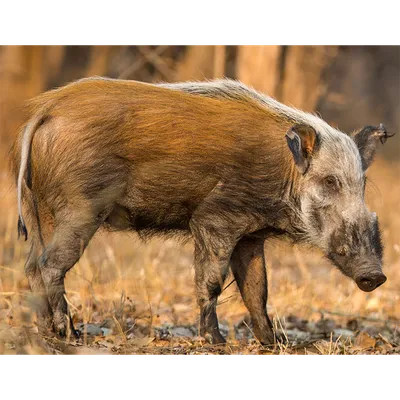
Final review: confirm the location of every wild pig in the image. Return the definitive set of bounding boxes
[10,78,393,345]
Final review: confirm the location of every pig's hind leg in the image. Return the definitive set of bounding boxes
[25,240,54,336]
[38,203,105,338]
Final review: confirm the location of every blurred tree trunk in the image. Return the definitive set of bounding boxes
[213,46,226,78]
[55,46,91,84]
[237,45,281,97]
[317,46,400,160]
[44,46,65,87]
[237,45,338,111]
[280,46,338,111]
[0,46,46,165]
[86,46,114,77]
[176,46,216,80]
[27,46,46,97]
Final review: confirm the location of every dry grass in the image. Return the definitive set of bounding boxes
[0,158,399,355]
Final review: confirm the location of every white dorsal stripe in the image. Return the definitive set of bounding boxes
[159,78,364,181]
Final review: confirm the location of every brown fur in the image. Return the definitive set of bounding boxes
[10,77,302,344]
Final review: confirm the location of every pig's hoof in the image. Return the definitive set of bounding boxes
[71,327,81,340]
[36,315,55,337]
[53,321,70,339]
[258,338,275,347]
[274,331,289,345]
[203,329,226,345]
[54,324,80,340]
[212,331,226,345]
[256,330,287,347]
[55,326,67,339]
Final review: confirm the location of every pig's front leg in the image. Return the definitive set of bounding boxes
[230,236,275,345]
[190,222,237,345]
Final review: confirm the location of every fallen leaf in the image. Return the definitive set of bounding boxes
[130,336,155,347]
[378,333,393,347]
[354,332,376,350]
[375,342,393,354]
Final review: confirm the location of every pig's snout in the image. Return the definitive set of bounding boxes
[355,273,387,292]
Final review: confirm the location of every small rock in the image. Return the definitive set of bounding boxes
[100,327,113,336]
[286,328,311,343]
[76,323,103,336]
[332,328,356,339]
[361,325,381,337]
[315,318,336,334]
[235,326,253,341]
[286,315,309,331]
[346,319,358,331]
[170,326,196,337]
[153,324,197,339]
[218,323,229,337]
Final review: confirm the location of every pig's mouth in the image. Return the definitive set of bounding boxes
[355,273,387,292]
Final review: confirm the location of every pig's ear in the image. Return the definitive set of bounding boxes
[285,124,318,174]
[352,123,395,171]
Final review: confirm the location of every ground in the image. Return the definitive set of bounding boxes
[0,159,399,355]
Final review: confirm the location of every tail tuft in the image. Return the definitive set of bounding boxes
[17,115,44,243]
[17,217,28,241]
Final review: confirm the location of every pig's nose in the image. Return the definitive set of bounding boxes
[356,273,387,292]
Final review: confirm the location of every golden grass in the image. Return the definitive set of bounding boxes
[0,158,399,354]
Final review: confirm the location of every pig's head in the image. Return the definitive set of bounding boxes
[286,122,394,292]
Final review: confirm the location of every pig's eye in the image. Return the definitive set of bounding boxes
[336,245,350,257]
[324,175,339,190]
